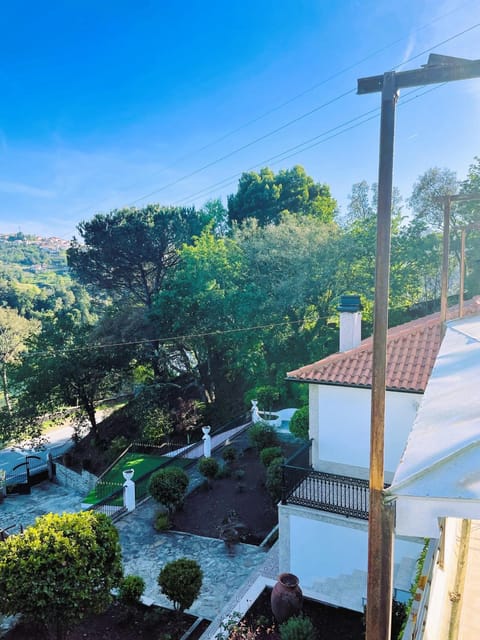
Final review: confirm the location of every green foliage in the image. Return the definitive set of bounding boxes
[279,614,317,640]
[141,407,174,443]
[199,456,220,483]
[265,457,284,503]
[119,574,145,606]
[68,205,204,308]
[247,385,280,416]
[409,167,458,231]
[260,446,283,467]
[148,466,189,513]
[289,406,309,440]
[398,539,430,639]
[16,313,133,438]
[216,612,275,639]
[154,510,172,531]
[109,436,130,461]
[222,445,237,463]
[157,558,203,612]
[0,511,123,640]
[0,306,41,412]
[248,422,279,452]
[227,165,336,227]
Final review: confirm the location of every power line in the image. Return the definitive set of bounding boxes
[125,21,480,209]
[127,89,355,206]
[23,315,331,359]
[172,83,446,206]
[65,5,477,224]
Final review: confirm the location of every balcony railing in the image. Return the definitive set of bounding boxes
[282,466,370,520]
[281,441,383,520]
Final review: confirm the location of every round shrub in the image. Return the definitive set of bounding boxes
[198,458,219,480]
[198,456,219,482]
[248,422,279,452]
[157,558,203,612]
[222,445,237,464]
[119,574,145,606]
[265,457,283,503]
[260,446,283,468]
[279,614,317,640]
[0,511,122,639]
[148,466,189,513]
[289,406,309,440]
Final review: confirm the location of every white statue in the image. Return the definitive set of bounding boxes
[251,399,261,423]
[202,425,212,458]
[122,468,135,512]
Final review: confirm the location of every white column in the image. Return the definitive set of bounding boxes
[202,426,212,457]
[122,469,136,512]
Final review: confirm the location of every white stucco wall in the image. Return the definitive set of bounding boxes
[309,384,420,476]
[422,518,463,640]
[278,503,423,612]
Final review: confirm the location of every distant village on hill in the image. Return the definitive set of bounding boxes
[0,232,71,253]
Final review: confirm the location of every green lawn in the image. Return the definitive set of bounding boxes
[83,452,191,505]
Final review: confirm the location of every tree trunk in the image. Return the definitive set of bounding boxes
[1,363,11,414]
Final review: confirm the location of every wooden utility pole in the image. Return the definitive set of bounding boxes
[357,54,480,640]
[440,196,452,334]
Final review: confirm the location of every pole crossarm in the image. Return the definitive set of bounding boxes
[358,56,480,94]
[436,193,480,203]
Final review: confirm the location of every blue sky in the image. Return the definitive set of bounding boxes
[1,0,480,238]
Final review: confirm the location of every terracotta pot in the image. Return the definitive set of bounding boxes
[270,573,303,623]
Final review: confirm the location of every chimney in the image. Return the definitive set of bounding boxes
[337,294,362,352]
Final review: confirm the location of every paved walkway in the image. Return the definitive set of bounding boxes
[0,481,85,533]
[116,498,269,620]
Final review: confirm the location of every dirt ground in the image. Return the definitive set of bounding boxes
[242,587,365,639]
[3,602,208,640]
[172,447,279,544]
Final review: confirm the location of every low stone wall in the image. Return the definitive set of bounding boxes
[55,463,97,495]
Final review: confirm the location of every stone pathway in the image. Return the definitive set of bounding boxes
[116,496,268,621]
[0,481,84,533]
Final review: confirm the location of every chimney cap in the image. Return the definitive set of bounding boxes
[337,294,363,313]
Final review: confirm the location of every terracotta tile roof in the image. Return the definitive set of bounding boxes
[287,297,480,393]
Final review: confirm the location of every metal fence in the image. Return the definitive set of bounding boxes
[283,468,371,520]
[281,440,375,520]
[84,485,128,522]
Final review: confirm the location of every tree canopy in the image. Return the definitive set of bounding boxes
[0,307,40,412]
[227,165,336,226]
[67,205,205,308]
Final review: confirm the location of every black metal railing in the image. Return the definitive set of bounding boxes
[282,468,371,520]
[281,439,313,502]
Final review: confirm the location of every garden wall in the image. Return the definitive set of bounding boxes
[55,463,97,494]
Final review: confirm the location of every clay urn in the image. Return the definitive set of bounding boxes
[270,573,303,623]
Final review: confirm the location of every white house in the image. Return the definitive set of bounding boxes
[278,295,480,612]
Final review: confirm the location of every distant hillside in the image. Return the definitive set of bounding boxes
[0,232,69,278]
